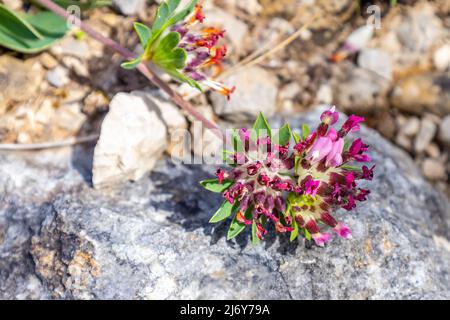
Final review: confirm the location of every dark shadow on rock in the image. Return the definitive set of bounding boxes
[146,159,302,254]
[70,113,105,186]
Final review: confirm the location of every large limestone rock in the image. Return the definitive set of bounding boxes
[1,110,449,299]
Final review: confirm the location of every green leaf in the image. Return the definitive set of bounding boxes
[294,155,301,173]
[32,0,112,10]
[227,208,251,240]
[293,132,301,144]
[168,0,197,25]
[0,4,43,38]
[301,123,310,140]
[340,164,362,172]
[252,220,260,245]
[167,0,182,13]
[290,216,299,241]
[0,7,70,54]
[134,22,152,48]
[200,178,233,193]
[343,139,350,152]
[148,0,197,47]
[252,112,272,140]
[303,228,312,241]
[151,1,170,33]
[209,200,236,223]
[152,32,187,69]
[121,55,142,69]
[273,123,291,146]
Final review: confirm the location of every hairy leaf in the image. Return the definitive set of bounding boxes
[301,123,310,140]
[0,6,69,53]
[134,22,152,48]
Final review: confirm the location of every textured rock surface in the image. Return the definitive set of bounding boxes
[1,110,450,300]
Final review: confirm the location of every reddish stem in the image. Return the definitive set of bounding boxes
[35,0,224,139]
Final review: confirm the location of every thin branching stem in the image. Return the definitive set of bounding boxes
[35,0,224,140]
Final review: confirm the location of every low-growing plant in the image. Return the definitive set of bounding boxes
[201,108,375,245]
[4,0,374,246]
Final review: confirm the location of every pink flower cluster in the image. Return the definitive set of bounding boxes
[203,107,375,246]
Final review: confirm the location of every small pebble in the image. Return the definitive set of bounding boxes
[422,158,446,181]
[47,66,70,88]
[433,44,450,71]
[402,116,420,137]
[414,117,437,153]
[438,115,450,146]
[425,143,440,159]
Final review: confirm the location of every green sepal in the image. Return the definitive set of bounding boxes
[252,112,272,140]
[200,178,233,193]
[273,123,291,146]
[251,219,260,245]
[301,123,310,140]
[227,206,251,240]
[209,200,239,223]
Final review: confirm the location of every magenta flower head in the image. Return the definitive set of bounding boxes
[320,106,339,125]
[201,110,374,246]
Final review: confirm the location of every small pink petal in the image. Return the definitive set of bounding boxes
[334,222,352,239]
[312,232,332,247]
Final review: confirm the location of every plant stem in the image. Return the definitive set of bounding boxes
[35,0,224,140]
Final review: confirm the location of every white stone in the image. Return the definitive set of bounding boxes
[92,93,167,188]
[414,117,437,153]
[47,66,69,88]
[112,0,146,16]
[433,45,450,71]
[316,83,333,105]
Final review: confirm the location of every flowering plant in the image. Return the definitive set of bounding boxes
[121,0,235,99]
[201,108,375,246]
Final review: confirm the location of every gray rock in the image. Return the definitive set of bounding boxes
[333,65,390,114]
[112,0,146,16]
[438,115,450,147]
[396,3,443,54]
[1,110,450,299]
[414,117,437,153]
[357,49,393,81]
[203,8,249,52]
[211,67,278,122]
